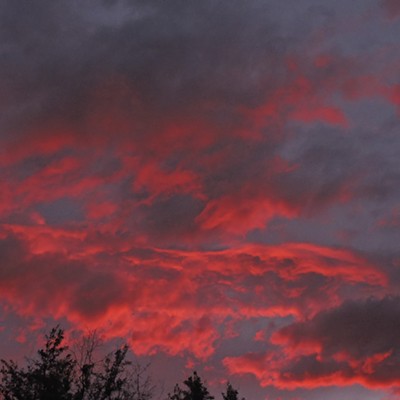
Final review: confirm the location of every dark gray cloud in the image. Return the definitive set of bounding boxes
[278,296,400,358]
[275,297,400,386]
[0,0,289,136]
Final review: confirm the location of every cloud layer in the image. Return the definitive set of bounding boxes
[1,1,400,399]
[225,297,400,390]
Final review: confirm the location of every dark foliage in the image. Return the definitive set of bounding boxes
[168,371,214,400]
[0,327,75,400]
[0,327,153,400]
[0,327,244,400]
[221,383,244,400]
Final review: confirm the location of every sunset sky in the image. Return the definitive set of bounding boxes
[1,1,400,399]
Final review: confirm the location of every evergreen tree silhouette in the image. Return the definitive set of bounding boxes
[221,383,244,400]
[168,371,214,400]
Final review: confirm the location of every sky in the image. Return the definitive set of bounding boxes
[0,0,400,399]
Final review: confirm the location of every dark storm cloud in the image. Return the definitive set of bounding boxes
[0,0,288,136]
[0,0,88,131]
[277,296,400,358]
[277,127,357,211]
[273,296,400,387]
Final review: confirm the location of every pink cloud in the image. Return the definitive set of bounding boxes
[0,221,387,361]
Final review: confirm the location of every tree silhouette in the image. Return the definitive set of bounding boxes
[0,327,153,400]
[221,383,244,400]
[0,327,75,400]
[0,327,244,400]
[89,345,132,400]
[168,371,214,400]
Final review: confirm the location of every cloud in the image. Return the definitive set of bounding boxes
[0,0,287,138]
[0,222,387,360]
[382,0,400,20]
[1,1,400,398]
[1,1,398,248]
[224,297,400,390]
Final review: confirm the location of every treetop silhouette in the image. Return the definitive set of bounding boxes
[168,371,214,400]
[0,327,244,400]
[0,326,153,400]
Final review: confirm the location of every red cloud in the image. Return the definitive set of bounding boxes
[132,159,204,203]
[2,51,393,247]
[0,221,387,361]
[86,201,118,220]
[240,71,349,130]
[0,124,76,167]
[224,297,400,390]
[388,84,400,112]
[196,195,296,235]
[290,105,348,128]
